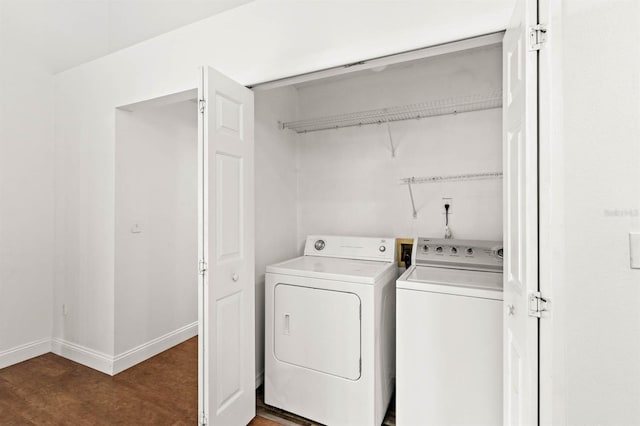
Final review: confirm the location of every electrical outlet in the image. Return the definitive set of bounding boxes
[400,244,413,266]
[442,198,453,214]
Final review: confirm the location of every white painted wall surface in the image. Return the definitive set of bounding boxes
[296,46,503,244]
[254,86,299,382]
[541,1,640,424]
[114,101,198,356]
[0,13,54,364]
[54,0,511,361]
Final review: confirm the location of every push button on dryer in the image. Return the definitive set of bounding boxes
[379,245,386,252]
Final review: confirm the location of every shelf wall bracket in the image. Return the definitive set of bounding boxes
[386,122,396,158]
[407,177,418,218]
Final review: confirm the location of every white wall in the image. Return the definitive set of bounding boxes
[53,0,510,365]
[542,1,640,424]
[254,86,299,381]
[296,46,503,244]
[0,9,55,365]
[114,100,198,356]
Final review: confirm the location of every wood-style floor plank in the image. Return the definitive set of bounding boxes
[0,339,197,425]
[0,337,392,425]
[0,338,282,425]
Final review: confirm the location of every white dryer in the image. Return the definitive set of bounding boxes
[265,235,397,426]
[396,237,503,426]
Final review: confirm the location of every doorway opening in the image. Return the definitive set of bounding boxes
[251,33,506,426]
[113,90,200,418]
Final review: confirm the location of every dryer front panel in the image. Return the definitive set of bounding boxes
[273,283,361,380]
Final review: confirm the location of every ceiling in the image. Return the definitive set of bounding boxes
[0,0,516,75]
[0,0,254,73]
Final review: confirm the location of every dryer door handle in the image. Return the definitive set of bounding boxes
[284,313,291,335]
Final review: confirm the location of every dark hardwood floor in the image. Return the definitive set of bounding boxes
[0,338,394,425]
[0,337,280,425]
[0,338,198,425]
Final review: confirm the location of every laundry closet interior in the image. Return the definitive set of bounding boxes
[253,32,505,424]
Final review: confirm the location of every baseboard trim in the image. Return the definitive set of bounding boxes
[51,338,113,375]
[256,369,264,389]
[112,321,198,375]
[0,338,52,370]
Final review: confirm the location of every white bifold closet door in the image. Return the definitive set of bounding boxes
[503,0,539,425]
[198,66,255,426]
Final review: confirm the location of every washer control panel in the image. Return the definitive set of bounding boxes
[414,237,503,271]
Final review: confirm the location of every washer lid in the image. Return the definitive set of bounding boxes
[267,255,394,284]
[397,266,503,300]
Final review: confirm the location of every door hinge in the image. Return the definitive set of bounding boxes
[199,412,208,426]
[529,24,547,51]
[199,99,206,113]
[528,291,549,318]
[198,260,208,276]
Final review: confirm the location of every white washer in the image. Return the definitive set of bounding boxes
[265,235,397,426]
[396,237,503,426]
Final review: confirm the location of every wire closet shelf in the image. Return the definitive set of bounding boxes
[280,92,503,134]
[401,172,503,218]
[401,171,503,185]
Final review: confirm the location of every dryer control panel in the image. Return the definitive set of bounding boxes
[304,235,396,262]
[413,237,503,272]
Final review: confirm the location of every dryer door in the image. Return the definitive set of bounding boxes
[274,284,361,380]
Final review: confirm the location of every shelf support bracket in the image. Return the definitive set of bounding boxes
[386,122,396,158]
[407,177,417,218]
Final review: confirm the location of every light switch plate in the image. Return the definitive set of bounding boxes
[630,232,640,269]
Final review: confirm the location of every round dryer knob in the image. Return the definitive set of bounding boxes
[379,245,386,252]
[314,240,325,251]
